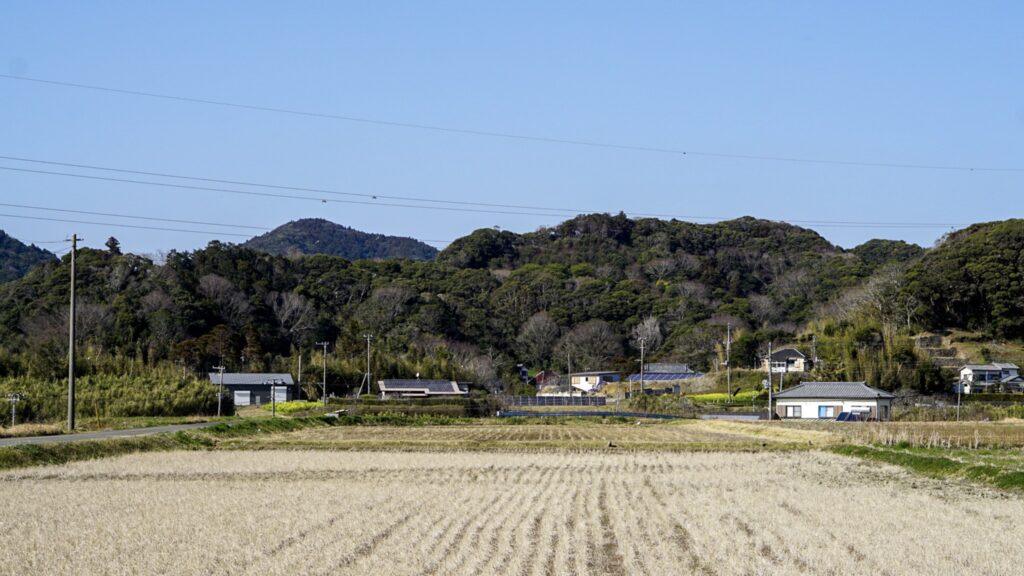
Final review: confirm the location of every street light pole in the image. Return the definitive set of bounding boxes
[767,341,773,421]
[7,393,22,427]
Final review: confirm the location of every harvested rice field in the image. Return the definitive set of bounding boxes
[219,420,836,451]
[3,449,1024,575]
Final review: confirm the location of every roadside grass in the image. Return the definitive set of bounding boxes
[832,444,1024,491]
[0,415,236,438]
[0,422,64,438]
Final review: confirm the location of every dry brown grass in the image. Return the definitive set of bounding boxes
[0,422,63,438]
[2,449,1024,575]
[779,420,1024,448]
[217,420,835,451]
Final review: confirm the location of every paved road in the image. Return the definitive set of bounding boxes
[0,421,226,447]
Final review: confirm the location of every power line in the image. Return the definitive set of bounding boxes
[0,213,253,237]
[0,162,968,228]
[0,154,579,215]
[2,74,1022,173]
[0,202,269,231]
[0,165,571,218]
[0,202,453,245]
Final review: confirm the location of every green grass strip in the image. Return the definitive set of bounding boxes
[832,444,1024,491]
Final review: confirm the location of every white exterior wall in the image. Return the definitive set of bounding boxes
[777,398,890,419]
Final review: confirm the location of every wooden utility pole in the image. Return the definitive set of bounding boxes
[214,365,226,417]
[67,233,79,431]
[767,341,773,421]
[316,341,329,406]
[361,334,373,397]
[726,324,732,399]
[639,337,646,394]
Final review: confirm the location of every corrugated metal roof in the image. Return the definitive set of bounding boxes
[774,381,895,400]
[207,373,294,386]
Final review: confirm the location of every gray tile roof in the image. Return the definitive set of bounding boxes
[773,381,895,400]
[769,348,805,361]
[993,362,1020,370]
[207,373,294,386]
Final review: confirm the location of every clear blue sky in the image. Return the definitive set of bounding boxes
[1,1,1022,255]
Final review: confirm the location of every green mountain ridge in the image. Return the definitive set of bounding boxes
[0,230,57,283]
[8,213,1022,396]
[243,218,438,261]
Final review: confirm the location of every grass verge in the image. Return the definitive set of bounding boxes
[832,444,1024,492]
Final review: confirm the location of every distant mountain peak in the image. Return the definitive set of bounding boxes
[0,229,57,282]
[243,219,438,261]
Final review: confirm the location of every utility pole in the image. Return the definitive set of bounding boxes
[67,233,80,431]
[639,337,646,395]
[767,340,773,421]
[811,334,818,370]
[6,393,22,427]
[297,352,302,401]
[214,365,226,417]
[316,341,329,406]
[360,334,373,397]
[725,324,732,399]
[567,350,573,398]
[269,379,277,417]
[956,379,963,422]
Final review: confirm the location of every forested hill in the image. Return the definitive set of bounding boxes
[0,213,955,393]
[0,230,56,283]
[243,218,438,261]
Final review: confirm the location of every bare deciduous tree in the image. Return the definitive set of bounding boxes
[555,320,622,370]
[516,311,560,366]
[198,274,251,328]
[631,315,663,351]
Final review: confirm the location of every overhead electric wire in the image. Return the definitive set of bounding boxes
[0,202,269,231]
[0,213,253,237]
[2,73,1022,173]
[0,160,968,228]
[0,154,579,215]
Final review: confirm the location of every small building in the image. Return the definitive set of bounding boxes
[763,348,810,374]
[626,364,703,390]
[569,371,620,394]
[957,363,1020,393]
[208,373,295,406]
[377,379,468,399]
[773,381,895,421]
[530,370,562,387]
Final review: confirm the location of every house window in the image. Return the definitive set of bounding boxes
[785,405,801,418]
[818,406,835,418]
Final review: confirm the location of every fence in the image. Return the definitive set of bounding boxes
[503,395,607,407]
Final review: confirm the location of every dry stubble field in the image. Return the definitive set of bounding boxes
[3,444,1024,575]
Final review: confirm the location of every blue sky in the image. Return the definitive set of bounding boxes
[1,1,1022,254]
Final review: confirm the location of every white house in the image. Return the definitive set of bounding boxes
[762,348,810,374]
[773,382,895,421]
[957,363,1020,394]
[569,371,620,394]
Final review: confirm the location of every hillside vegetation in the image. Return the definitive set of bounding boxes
[243,218,438,261]
[0,230,55,283]
[0,214,1020,403]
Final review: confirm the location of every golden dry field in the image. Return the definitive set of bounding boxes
[3,448,1024,575]
[218,420,836,451]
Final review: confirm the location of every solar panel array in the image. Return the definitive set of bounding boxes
[380,379,459,393]
[505,395,607,407]
[625,372,702,382]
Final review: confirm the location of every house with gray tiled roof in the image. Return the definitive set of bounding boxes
[773,381,895,421]
[957,363,1020,394]
[207,373,295,406]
